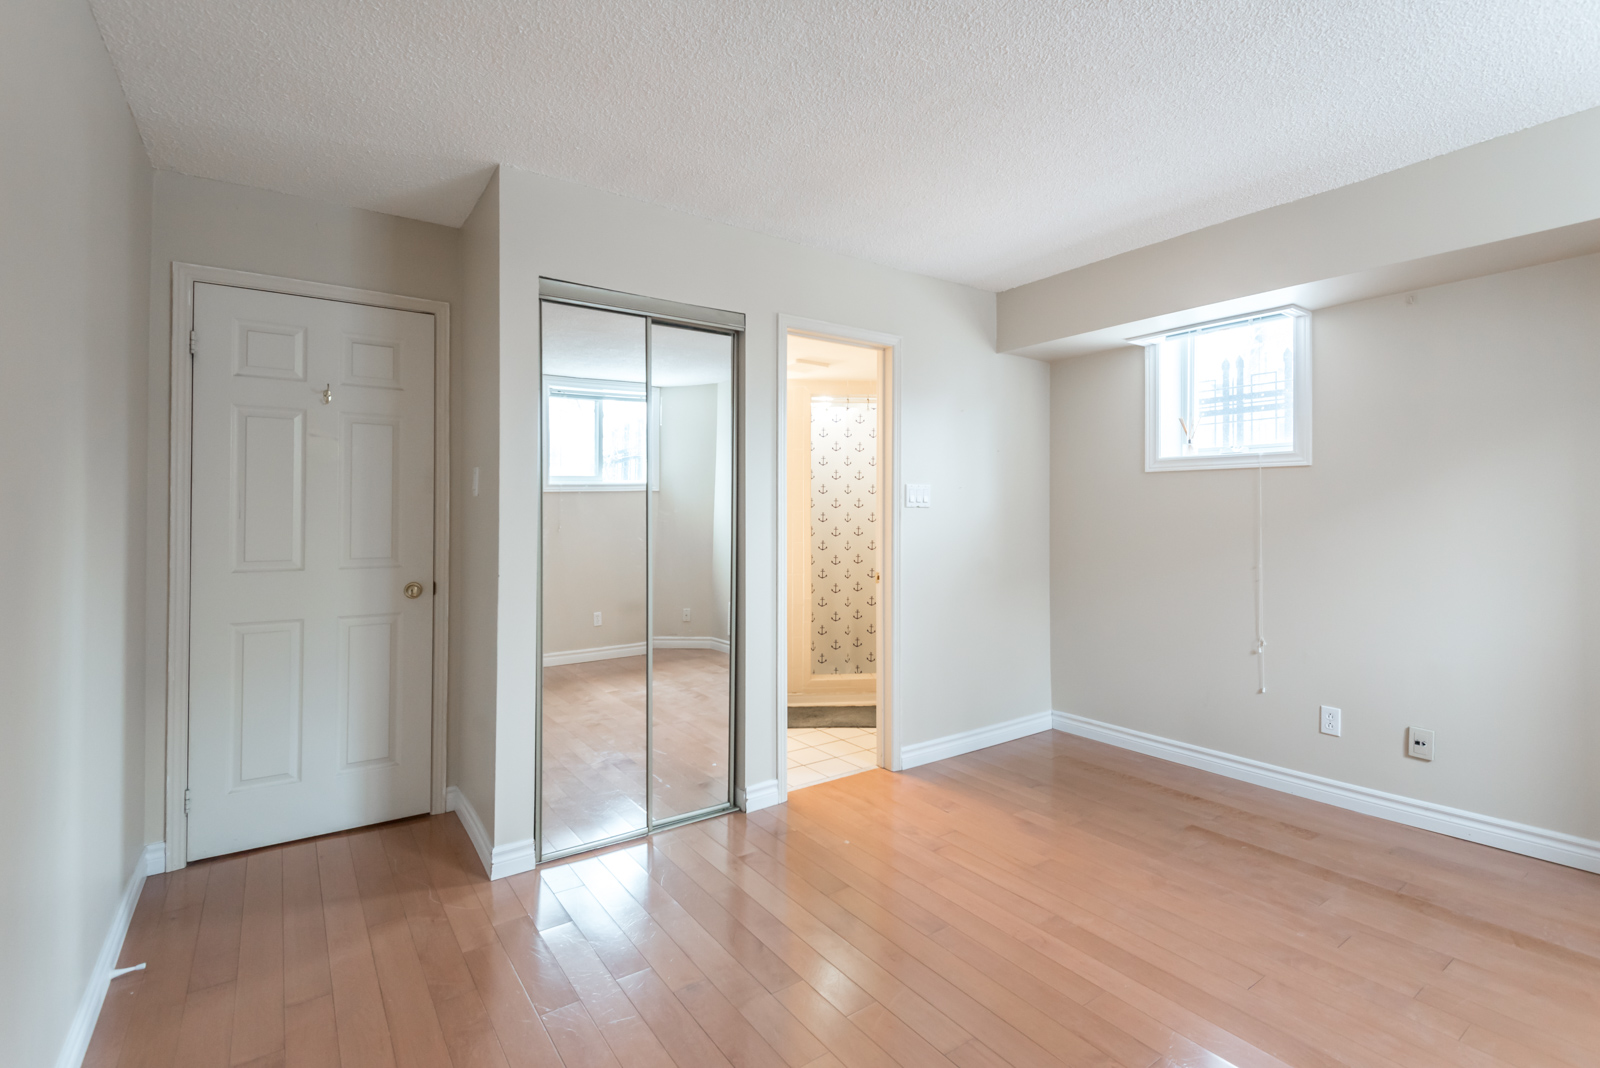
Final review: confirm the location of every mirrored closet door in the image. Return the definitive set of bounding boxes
[537,282,739,862]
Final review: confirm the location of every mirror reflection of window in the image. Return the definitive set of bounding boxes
[546,393,597,478]
[545,379,650,486]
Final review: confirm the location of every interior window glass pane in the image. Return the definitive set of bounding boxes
[547,394,597,477]
[1181,314,1294,455]
[600,397,647,482]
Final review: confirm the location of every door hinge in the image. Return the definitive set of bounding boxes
[183,788,192,816]
[188,329,196,358]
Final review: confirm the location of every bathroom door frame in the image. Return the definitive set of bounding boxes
[534,278,745,865]
[776,316,902,798]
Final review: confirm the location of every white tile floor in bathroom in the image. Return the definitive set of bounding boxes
[786,727,878,789]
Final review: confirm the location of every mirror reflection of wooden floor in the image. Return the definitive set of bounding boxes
[541,648,731,856]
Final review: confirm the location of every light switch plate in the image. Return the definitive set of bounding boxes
[1406,726,1435,761]
[905,483,932,508]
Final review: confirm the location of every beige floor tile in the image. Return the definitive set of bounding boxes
[788,765,826,788]
[806,757,858,778]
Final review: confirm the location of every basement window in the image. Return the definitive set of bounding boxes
[1138,306,1311,472]
[543,376,659,490]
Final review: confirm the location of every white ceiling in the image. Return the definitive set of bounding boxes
[787,334,880,382]
[90,0,1600,291]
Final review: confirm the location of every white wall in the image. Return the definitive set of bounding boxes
[488,166,1053,851]
[0,1,152,1064]
[144,172,464,846]
[1050,253,1600,840]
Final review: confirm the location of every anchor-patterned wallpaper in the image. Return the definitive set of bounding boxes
[809,397,878,675]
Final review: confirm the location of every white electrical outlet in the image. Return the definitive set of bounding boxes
[1406,727,1435,761]
[681,608,692,622]
[905,483,932,508]
[472,466,480,497]
[1320,705,1341,737]
[592,611,603,627]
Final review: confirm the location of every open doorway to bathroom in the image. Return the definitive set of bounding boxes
[781,322,894,791]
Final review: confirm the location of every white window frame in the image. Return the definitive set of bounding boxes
[1136,305,1312,473]
[542,375,661,492]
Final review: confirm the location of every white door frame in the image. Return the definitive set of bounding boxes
[776,316,902,799]
[165,262,451,871]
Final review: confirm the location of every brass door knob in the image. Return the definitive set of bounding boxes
[404,582,424,599]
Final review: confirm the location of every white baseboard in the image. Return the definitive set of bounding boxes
[445,786,539,882]
[543,636,729,667]
[488,839,540,881]
[1053,712,1600,876]
[445,786,493,876]
[900,711,1054,771]
[739,778,783,813]
[55,842,164,1068]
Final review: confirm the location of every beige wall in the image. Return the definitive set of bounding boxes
[542,491,647,652]
[449,172,500,829]
[0,1,152,1064]
[1003,107,1600,358]
[489,166,1054,849]
[144,172,464,843]
[652,384,728,644]
[1050,253,1600,839]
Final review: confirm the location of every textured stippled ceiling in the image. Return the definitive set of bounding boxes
[89,0,1600,290]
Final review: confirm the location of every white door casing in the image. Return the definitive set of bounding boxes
[185,282,437,861]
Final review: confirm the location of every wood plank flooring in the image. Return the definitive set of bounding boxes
[87,731,1600,1068]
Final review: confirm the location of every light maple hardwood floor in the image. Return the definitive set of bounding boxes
[87,731,1600,1068]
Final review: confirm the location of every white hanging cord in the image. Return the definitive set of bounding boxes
[1254,454,1267,693]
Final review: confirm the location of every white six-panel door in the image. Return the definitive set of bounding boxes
[187,282,435,861]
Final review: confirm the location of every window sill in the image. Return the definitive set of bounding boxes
[1145,450,1310,473]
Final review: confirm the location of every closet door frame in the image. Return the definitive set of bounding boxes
[535,279,744,865]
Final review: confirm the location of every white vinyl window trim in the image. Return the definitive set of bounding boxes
[1135,305,1312,473]
[542,375,661,491]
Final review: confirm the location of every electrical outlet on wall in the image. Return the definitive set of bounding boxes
[1407,727,1435,761]
[681,608,692,622]
[1320,705,1341,736]
[593,611,603,627]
